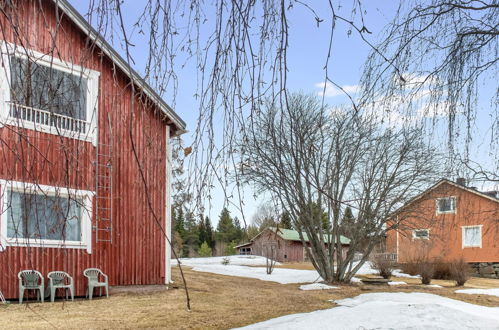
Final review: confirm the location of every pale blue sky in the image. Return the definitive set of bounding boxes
[69,1,496,226]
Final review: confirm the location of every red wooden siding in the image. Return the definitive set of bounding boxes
[385,181,499,263]
[0,0,173,298]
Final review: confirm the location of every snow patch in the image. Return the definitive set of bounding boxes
[172,255,278,267]
[426,284,443,288]
[456,288,499,298]
[299,283,338,291]
[388,281,407,286]
[236,292,499,329]
[192,264,321,284]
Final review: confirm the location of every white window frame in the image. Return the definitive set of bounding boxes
[0,180,93,253]
[461,225,482,249]
[0,41,99,146]
[412,228,430,240]
[436,197,457,214]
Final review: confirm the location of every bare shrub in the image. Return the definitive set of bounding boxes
[370,254,396,279]
[450,258,471,286]
[433,259,452,280]
[418,262,435,285]
[399,262,419,276]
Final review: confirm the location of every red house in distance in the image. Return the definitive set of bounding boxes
[0,0,186,299]
[385,179,499,278]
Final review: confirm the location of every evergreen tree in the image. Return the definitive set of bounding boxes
[340,206,358,239]
[233,217,244,243]
[182,211,199,256]
[216,207,236,243]
[198,241,212,257]
[298,202,329,231]
[246,224,260,241]
[173,207,186,239]
[198,215,207,247]
[204,216,215,248]
[280,211,292,229]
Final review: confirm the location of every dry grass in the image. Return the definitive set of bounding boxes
[0,265,498,329]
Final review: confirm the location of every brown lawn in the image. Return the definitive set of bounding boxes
[0,265,498,329]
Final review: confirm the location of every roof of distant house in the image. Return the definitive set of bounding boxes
[269,227,351,245]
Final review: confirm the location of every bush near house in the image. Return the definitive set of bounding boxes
[370,254,396,279]
[399,258,471,286]
[450,258,471,286]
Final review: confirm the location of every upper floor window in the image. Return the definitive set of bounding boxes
[0,42,99,144]
[462,225,482,248]
[436,197,456,214]
[9,56,88,129]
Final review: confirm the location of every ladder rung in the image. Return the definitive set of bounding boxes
[98,207,112,210]
[97,218,111,221]
[93,226,112,231]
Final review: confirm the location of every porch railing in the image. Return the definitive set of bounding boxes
[8,102,88,134]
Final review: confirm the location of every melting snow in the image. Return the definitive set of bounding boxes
[456,288,499,298]
[236,292,499,329]
[299,283,338,291]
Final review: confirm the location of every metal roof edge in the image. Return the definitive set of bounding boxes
[54,0,186,134]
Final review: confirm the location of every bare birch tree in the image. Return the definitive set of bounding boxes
[238,93,442,283]
[360,0,498,168]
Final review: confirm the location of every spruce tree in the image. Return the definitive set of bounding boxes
[216,207,236,243]
[204,216,215,248]
[198,241,212,257]
[280,211,292,229]
[198,215,207,247]
[174,207,186,239]
[340,206,356,238]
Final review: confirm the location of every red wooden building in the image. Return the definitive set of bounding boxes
[0,0,185,299]
[237,227,350,263]
[385,179,499,278]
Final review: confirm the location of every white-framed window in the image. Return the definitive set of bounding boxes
[412,229,430,240]
[462,225,482,248]
[0,180,93,253]
[0,41,99,145]
[436,197,456,214]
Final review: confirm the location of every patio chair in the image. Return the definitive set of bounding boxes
[47,271,74,302]
[18,270,44,304]
[83,268,109,300]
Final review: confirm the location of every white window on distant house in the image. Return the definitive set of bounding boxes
[412,229,429,240]
[436,197,456,214]
[462,225,482,248]
[0,180,93,253]
[0,42,99,144]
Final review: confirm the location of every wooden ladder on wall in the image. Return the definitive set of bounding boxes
[94,114,114,243]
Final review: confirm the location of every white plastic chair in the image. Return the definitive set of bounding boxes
[47,271,74,302]
[18,270,44,304]
[83,268,109,299]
